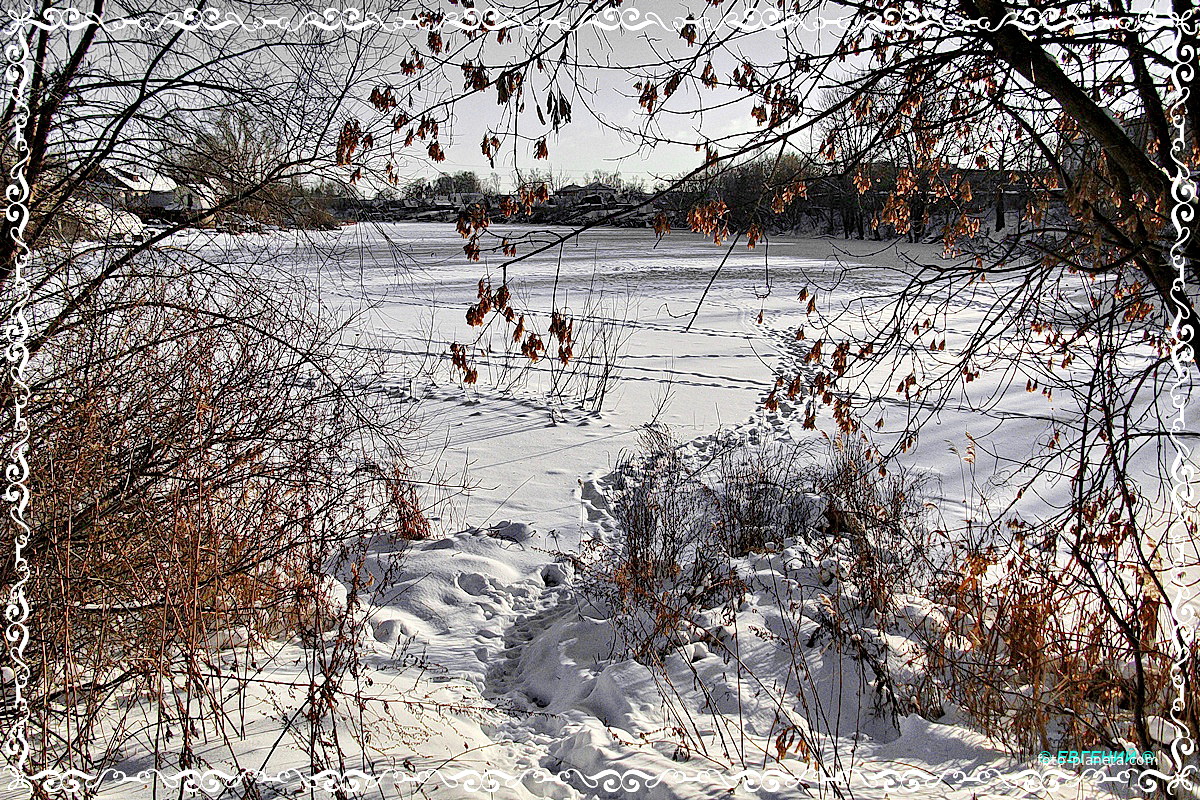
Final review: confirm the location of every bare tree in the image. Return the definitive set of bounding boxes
[0,1,439,786]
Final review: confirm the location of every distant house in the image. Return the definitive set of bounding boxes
[555,184,585,204]
[450,191,487,208]
[83,164,216,223]
[84,164,176,208]
[146,182,218,222]
[556,182,619,207]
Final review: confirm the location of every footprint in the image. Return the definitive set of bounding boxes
[457,573,490,596]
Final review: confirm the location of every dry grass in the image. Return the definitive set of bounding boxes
[583,427,936,773]
[4,244,430,788]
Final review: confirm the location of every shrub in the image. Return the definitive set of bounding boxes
[713,437,821,555]
[4,242,426,780]
[933,532,1178,762]
[586,427,934,768]
[593,425,740,662]
[593,426,831,662]
[813,436,938,614]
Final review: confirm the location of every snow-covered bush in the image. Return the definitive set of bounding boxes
[594,425,935,664]
[582,426,951,767]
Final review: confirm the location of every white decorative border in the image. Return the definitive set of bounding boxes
[2,5,34,781]
[1163,7,1200,797]
[1,4,1195,797]
[0,762,1185,796]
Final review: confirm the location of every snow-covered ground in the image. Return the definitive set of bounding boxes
[20,223,1171,800]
